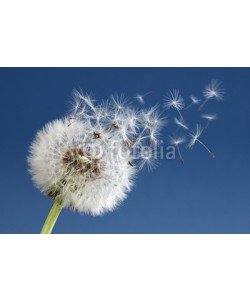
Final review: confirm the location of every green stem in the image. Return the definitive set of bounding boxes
[40,197,63,234]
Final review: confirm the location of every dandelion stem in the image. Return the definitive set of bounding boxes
[40,197,63,234]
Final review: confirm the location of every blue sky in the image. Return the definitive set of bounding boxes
[0,68,249,233]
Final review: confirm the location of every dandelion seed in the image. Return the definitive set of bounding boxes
[142,105,166,130]
[199,80,224,111]
[164,89,185,120]
[93,131,101,139]
[187,124,215,158]
[110,93,129,111]
[203,80,224,100]
[111,123,119,129]
[138,149,158,171]
[201,113,218,129]
[174,117,188,130]
[187,124,203,149]
[73,88,96,112]
[184,95,201,110]
[201,113,218,121]
[190,95,200,104]
[137,105,166,146]
[169,135,186,164]
[134,91,152,104]
[164,90,184,110]
[68,89,96,126]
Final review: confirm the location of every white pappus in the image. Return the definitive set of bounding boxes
[199,79,224,111]
[184,95,201,110]
[163,89,185,121]
[187,124,215,158]
[201,113,218,129]
[134,91,152,104]
[169,135,186,164]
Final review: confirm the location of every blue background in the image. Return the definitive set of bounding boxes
[0,68,249,233]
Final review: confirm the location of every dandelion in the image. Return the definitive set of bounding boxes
[187,124,215,158]
[164,89,185,121]
[184,95,201,110]
[28,90,161,233]
[201,113,218,129]
[199,80,224,111]
[169,136,186,164]
[134,91,152,104]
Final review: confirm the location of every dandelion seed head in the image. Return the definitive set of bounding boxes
[28,90,161,216]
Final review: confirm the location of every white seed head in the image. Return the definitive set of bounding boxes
[28,90,161,216]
